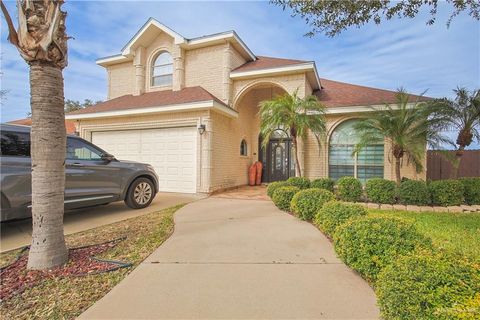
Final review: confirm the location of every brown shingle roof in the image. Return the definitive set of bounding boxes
[68,86,226,115]
[8,118,77,134]
[233,56,308,72]
[316,78,429,108]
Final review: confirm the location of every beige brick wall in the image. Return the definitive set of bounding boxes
[108,62,134,99]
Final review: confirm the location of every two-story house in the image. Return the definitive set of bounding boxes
[66,18,423,194]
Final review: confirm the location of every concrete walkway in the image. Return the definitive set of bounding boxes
[80,197,379,319]
[1,192,203,252]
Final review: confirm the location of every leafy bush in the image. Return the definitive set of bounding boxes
[286,177,311,189]
[398,179,430,205]
[272,186,300,211]
[290,188,334,221]
[460,177,480,205]
[315,201,367,237]
[376,250,480,320]
[335,176,363,202]
[429,179,465,206]
[311,178,335,192]
[266,181,288,198]
[365,178,397,204]
[333,216,431,283]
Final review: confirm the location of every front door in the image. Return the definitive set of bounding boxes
[262,139,295,182]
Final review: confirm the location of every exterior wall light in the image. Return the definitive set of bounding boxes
[198,124,206,135]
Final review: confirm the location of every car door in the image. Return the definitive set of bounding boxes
[65,137,122,207]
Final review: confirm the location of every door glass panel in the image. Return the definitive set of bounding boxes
[67,138,102,161]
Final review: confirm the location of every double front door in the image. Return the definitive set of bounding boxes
[262,139,295,182]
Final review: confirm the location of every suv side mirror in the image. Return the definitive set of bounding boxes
[101,153,115,162]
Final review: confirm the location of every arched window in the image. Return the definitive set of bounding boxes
[151,52,173,87]
[329,119,384,183]
[240,139,248,156]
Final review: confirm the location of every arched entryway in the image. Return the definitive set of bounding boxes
[232,81,293,183]
[259,129,296,182]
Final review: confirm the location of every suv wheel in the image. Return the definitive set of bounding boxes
[125,178,155,209]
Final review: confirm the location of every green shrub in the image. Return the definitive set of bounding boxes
[272,186,300,211]
[266,181,288,198]
[335,176,363,202]
[333,216,431,283]
[429,179,465,206]
[365,178,397,204]
[311,178,335,192]
[286,177,311,189]
[398,179,430,205]
[376,250,480,320]
[290,188,334,221]
[315,201,367,237]
[460,177,480,205]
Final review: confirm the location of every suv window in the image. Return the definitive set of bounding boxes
[1,131,31,157]
[66,138,103,161]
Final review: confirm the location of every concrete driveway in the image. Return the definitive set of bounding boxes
[80,197,379,319]
[0,192,203,252]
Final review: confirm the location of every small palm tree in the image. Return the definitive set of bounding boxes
[354,90,448,185]
[434,88,480,177]
[2,0,69,269]
[259,90,326,177]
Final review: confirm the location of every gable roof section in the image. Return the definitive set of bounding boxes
[8,118,77,134]
[316,78,428,108]
[232,56,307,72]
[65,87,237,119]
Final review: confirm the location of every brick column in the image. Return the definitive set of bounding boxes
[133,46,145,96]
[200,117,213,193]
[173,46,185,91]
[222,42,232,105]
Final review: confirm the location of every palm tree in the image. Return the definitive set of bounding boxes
[1,0,69,269]
[259,90,326,177]
[353,90,448,185]
[434,88,480,177]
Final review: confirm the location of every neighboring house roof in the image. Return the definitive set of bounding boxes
[232,56,307,72]
[66,86,237,119]
[7,118,77,134]
[316,78,428,108]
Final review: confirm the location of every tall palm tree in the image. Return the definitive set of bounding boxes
[434,88,480,177]
[2,0,69,269]
[259,90,326,177]
[354,90,448,185]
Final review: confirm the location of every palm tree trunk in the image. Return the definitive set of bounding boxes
[27,61,68,270]
[453,148,464,179]
[394,156,402,185]
[292,135,302,177]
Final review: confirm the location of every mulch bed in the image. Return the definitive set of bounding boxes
[0,238,131,302]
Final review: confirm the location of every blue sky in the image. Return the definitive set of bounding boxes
[1,1,479,147]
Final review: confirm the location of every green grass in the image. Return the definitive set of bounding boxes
[0,204,183,320]
[368,209,480,262]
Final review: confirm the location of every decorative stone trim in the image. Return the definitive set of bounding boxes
[351,202,480,213]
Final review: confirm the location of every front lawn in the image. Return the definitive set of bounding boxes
[368,209,480,262]
[0,204,183,320]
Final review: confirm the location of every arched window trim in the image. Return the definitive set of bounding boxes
[151,51,173,87]
[328,119,384,183]
[240,139,248,156]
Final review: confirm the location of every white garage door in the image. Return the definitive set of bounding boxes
[91,127,197,193]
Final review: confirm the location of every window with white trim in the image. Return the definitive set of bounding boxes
[329,119,384,183]
[151,52,173,87]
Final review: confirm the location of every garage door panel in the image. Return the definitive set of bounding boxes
[91,127,197,193]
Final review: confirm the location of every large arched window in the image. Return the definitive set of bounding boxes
[151,52,173,87]
[329,119,384,183]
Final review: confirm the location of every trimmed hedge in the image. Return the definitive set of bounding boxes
[398,180,430,205]
[267,181,288,198]
[365,178,397,204]
[460,177,480,205]
[315,201,367,237]
[272,186,300,211]
[376,250,480,320]
[429,179,465,206]
[290,188,334,221]
[336,176,363,202]
[286,177,311,189]
[333,216,431,283]
[311,178,335,192]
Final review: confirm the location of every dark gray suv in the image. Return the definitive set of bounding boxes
[0,124,159,221]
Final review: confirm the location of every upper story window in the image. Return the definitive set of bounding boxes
[151,52,173,87]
